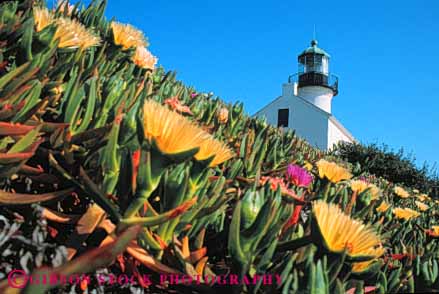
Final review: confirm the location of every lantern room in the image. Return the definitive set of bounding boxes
[296,39,338,96]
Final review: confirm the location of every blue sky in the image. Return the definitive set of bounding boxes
[80,0,438,166]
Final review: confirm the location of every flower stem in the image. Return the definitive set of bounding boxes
[277,235,313,252]
[323,180,331,202]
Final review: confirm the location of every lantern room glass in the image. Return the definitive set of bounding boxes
[298,55,329,75]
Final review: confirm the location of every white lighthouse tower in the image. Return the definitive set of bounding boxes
[293,39,338,113]
[254,39,354,150]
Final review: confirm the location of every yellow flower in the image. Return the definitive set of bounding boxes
[350,180,369,194]
[376,201,390,213]
[415,201,429,212]
[367,184,381,200]
[393,207,420,220]
[352,258,383,274]
[312,201,383,260]
[143,100,207,155]
[316,159,352,183]
[132,46,157,70]
[195,136,235,167]
[304,161,313,171]
[111,22,147,50]
[394,186,410,198]
[33,7,54,32]
[417,194,430,202]
[143,100,234,167]
[54,18,100,49]
[56,0,74,15]
[432,226,439,235]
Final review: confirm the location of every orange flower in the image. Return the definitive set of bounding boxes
[316,159,352,183]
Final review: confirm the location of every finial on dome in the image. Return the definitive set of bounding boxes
[311,39,318,47]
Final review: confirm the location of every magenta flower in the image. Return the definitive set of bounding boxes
[286,164,313,188]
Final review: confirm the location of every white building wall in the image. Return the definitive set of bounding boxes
[327,119,353,150]
[255,83,329,150]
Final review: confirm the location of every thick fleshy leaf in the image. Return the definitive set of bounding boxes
[0,122,35,136]
[0,188,74,205]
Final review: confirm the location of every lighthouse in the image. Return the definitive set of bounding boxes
[293,39,338,113]
[254,39,354,150]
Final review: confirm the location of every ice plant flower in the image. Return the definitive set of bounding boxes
[33,7,54,32]
[394,186,410,198]
[393,207,420,220]
[131,46,157,70]
[312,201,383,261]
[195,136,235,167]
[304,160,313,171]
[376,201,390,213]
[56,0,74,15]
[316,159,352,183]
[367,184,381,200]
[431,226,439,236]
[415,201,429,212]
[351,258,384,274]
[143,100,233,166]
[217,108,229,124]
[111,22,147,50]
[54,18,101,49]
[417,193,430,202]
[164,96,193,115]
[143,100,207,155]
[286,164,313,188]
[350,180,369,194]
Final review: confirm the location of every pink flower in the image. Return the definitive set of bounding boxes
[286,164,313,188]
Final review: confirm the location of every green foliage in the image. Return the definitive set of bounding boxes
[0,1,438,293]
[333,142,439,198]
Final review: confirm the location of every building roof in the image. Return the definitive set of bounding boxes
[299,40,331,57]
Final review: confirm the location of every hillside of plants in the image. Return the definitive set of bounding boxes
[0,1,438,293]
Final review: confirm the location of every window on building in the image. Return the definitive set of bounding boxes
[277,108,289,128]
